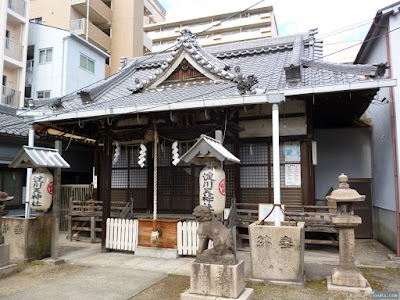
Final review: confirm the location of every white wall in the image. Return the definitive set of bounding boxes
[64,36,106,94]
[360,15,399,212]
[28,23,106,100]
[314,128,372,200]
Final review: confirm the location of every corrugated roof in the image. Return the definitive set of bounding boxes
[180,134,240,164]
[9,146,70,168]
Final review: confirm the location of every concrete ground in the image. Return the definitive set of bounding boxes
[0,234,399,299]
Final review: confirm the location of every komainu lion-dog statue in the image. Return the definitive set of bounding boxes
[192,205,236,264]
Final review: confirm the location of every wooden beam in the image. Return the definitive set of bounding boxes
[100,136,112,252]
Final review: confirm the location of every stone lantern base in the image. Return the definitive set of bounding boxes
[0,244,18,279]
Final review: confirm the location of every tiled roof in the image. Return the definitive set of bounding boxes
[0,106,29,137]
[31,29,386,118]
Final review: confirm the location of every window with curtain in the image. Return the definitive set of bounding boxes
[39,48,52,64]
[80,54,95,73]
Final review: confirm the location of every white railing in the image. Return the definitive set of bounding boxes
[26,59,34,71]
[1,86,20,107]
[106,218,139,251]
[177,220,214,256]
[70,18,85,32]
[4,37,23,62]
[7,0,26,17]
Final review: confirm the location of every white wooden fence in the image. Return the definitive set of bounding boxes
[106,218,139,251]
[106,218,212,256]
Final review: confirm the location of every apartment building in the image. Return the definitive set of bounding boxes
[26,23,109,102]
[0,0,30,108]
[144,5,278,54]
[29,0,166,75]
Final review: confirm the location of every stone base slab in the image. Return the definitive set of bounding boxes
[191,260,245,298]
[40,258,65,265]
[134,246,179,259]
[388,254,400,261]
[0,243,10,267]
[331,267,368,287]
[327,276,372,295]
[181,288,254,300]
[249,273,306,288]
[0,264,17,279]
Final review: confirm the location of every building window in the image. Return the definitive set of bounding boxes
[80,54,95,73]
[39,48,52,64]
[30,17,42,24]
[37,90,51,99]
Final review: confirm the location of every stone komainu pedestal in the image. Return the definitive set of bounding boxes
[0,244,17,279]
[181,260,254,300]
[249,221,305,286]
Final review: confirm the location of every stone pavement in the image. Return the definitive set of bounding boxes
[2,234,399,299]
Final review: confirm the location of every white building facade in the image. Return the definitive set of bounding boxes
[0,0,30,108]
[26,23,109,101]
[355,2,400,253]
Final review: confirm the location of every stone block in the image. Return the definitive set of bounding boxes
[249,221,305,283]
[181,288,254,300]
[327,276,372,295]
[134,246,179,259]
[190,260,245,299]
[3,215,52,263]
[0,263,17,279]
[331,267,368,288]
[0,243,10,267]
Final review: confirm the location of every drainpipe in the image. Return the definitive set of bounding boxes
[272,103,281,226]
[86,0,89,41]
[24,125,35,219]
[385,26,400,257]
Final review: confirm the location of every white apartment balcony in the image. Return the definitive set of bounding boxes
[71,0,111,29]
[1,86,20,108]
[70,18,111,53]
[4,37,24,68]
[146,13,272,43]
[7,0,27,23]
[143,33,152,53]
[144,0,166,18]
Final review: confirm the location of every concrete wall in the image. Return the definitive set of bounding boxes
[314,128,372,200]
[29,0,72,30]
[373,207,398,252]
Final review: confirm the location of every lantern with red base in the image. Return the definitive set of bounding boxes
[30,168,53,212]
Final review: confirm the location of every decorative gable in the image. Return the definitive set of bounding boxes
[127,29,259,95]
[164,58,207,84]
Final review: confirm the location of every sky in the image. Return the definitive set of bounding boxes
[158,0,396,62]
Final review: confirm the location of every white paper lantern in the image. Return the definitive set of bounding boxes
[30,168,53,212]
[199,159,226,215]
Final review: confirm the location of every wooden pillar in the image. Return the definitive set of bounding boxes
[93,149,100,200]
[147,144,154,213]
[100,136,112,252]
[51,140,62,259]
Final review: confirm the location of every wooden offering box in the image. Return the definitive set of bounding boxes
[138,217,186,249]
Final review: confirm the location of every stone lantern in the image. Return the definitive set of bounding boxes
[326,173,371,293]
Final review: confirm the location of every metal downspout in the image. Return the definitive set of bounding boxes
[385,26,400,257]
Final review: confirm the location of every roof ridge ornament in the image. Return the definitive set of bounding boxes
[128,29,259,94]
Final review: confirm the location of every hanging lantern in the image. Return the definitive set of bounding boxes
[30,168,53,212]
[199,159,225,215]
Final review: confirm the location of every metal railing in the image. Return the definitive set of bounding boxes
[7,0,26,17]
[70,18,85,32]
[26,59,34,71]
[1,86,20,107]
[4,37,23,62]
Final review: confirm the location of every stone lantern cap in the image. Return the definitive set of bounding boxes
[0,192,14,202]
[326,173,365,203]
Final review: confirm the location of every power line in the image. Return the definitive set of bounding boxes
[0,0,266,126]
